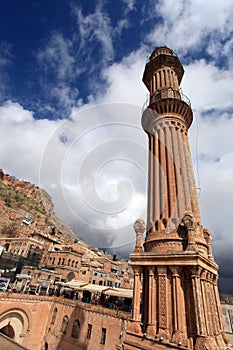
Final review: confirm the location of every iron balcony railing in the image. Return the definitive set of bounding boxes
[142,88,191,113]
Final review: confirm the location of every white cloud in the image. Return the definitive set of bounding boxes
[0,100,62,183]
[0,42,12,68]
[182,59,233,111]
[72,2,114,67]
[0,42,13,98]
[37,33,76,81]
[189,111,233,234]
[147,0,233,59]
[114,18,130,36]
[35,3,133,115]
[122,0,136,11]
[37,33,80,113]
[37,102,147,250]
[99,48,148,105]
[0,100,34,123]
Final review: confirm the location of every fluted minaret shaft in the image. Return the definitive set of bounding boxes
[146,119,201,225]
[141,47,203,253]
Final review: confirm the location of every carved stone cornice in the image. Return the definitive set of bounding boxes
[147,266,155,275]
[157,266,167,276]
[132,266,142,275]
[169,266,182,277]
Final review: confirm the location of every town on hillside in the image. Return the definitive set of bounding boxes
[0,169,134,308]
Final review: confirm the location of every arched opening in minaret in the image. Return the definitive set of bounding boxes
[0,324,15,339]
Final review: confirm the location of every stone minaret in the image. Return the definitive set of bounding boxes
[124,47,229,350]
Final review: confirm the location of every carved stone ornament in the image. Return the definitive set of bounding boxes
[133,219,146,234]
[194,336,211,350]
[181,211,198,251]
[203,228,212,242]
[182,211,196,230]
[172,330,184,344]
[133,219,146,253]
[127,319,142,334]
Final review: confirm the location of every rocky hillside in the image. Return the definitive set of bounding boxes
[0,169,78,241]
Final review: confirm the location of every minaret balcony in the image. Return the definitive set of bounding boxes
[143,88,191,110]
[142,88,193,129]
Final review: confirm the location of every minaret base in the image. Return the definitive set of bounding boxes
[124,332,231,350]
[124,251,230,350]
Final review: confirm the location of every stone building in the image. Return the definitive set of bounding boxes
[124,47,230,349]
[45,249,83,281]
[0,236,44,259]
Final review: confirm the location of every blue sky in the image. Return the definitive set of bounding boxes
[0,0,233,293]
[2,0,231,119]
[0,0,157,118]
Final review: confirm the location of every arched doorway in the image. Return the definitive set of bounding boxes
[0,308,29,344]
[0,324,15,339]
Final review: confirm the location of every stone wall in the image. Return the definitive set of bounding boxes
[0,292,130,350]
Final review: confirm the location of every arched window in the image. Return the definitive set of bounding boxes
[4,243,10,252]
[100,328,106,344]
[60,315,69,333]
[71,320,80,338]
[51,308,57,325]
[87,324,92,339]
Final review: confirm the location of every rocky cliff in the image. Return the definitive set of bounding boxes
[0,169,78,241]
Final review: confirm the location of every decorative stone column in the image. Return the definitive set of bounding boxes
[170,266,187,345]
[203,228,214,260]
[133,219,146,253]
[131,266,142,333]
[146,266,156,335]
[157,266,169,338]
[190,267,206,337]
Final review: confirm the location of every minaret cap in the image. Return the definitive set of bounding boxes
[143,45,184,87]
[149,46,173,60]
